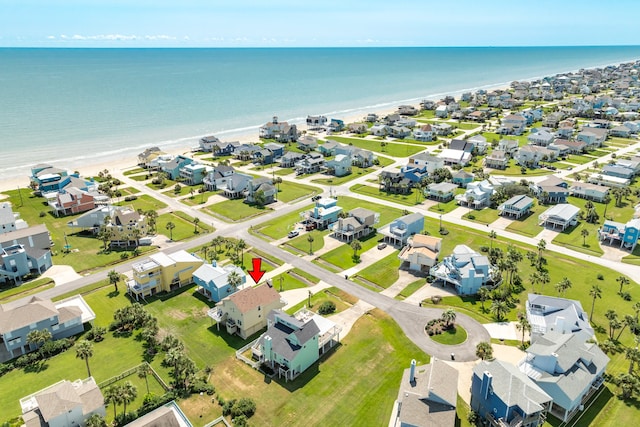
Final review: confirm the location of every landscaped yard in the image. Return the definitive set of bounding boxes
[429,325,468,345]
[205,198,272,222]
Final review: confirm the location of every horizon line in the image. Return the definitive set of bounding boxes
[2,44,640,49]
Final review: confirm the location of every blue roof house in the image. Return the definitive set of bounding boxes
[306,198,343,230]
[381,212,424,247]
[471,360,551,427]
[599,219,640,251]
[192,261,246,302]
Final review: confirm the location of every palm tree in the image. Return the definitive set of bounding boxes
[97,226,111,252]
[581,228,589,246]
[467,195,475,214]
[138,363,152,395]
[228,270,242,291]
[617,315,637,341]
[477,287,490,312]
[488,230,497,250]
[193,217,200,234]
[626,341,640,374]
[107,269,120,292]
[165,221,175,241]
[307,234,315,255]
[103,386,121,420]
[26,329,52,351]
[441,308,456,327]
[602,194,611,219]
[589,284,602,321]
[120,381,138,415]
[605,309,619,340]
[351,240,362,259]
[131,227,141,248]
[75,340,94,377]
[554,277,572,296]
[617,275,630,294]
[145,209,158,233]
[476,341,493,361]
[516,314,530,347]
[537,271,550,293]
[236,239,247,266]
[537,239,546,257]
[490,300,509,322]
[86,414,107,427]
[616,372,640,399]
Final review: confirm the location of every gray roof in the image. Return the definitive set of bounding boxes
[0,296,57,334]
[428,182,457,193]
[259,310,320,361]
[501,194,533,210]
[397,212,423,226]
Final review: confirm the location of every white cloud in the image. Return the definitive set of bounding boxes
[144,35,176,41]
[47,35,56,40]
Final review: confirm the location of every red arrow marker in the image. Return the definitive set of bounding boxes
[248,257,265,284]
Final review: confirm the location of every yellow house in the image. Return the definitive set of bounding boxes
[213,284,286,339]
[107,207,149,247]
[127,250,203,300]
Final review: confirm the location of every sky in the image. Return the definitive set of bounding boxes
[1,0,640,48]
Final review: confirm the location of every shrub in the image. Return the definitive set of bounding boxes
[431,295,442,304]
[231,398,256,418]
[597,273,604,280]
[222,399,236,416]
[318,301,336,315]
[124,195,138,202]
[190,378,215,395]
[620,291,632,301]
[467,214,476,220]
[479,245,489,253]
[39,211,46,217]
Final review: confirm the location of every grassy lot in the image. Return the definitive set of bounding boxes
[115,194,168,212]
[122,167,146,176]
[274,167,295,176]
[312,166,379,186]
[205,198,272,222]
[269,270,312,292]
[284,229,327,255]
[0,277,55,303]
[285,287,358,315]
[162,183,202,198]
[320,232,384,270]
[429,325,468,345]
[552,223,604,257]
[157,212,202,242]
[203,309,428,427]
[276,181,319,203]
[488,160,553,177]
[326,136,426,157]
[377,156,396,167]
[180,190,219,206]
[566,154,598,165]
[395,279,426,300]
[463,207,500,225]
[129,174,151,182]
[505,205,546,237]
[622,244,640,266]
[253,204,314,240]
[354,251,401,289]
[428,192,466,214]
[350,183,422,206]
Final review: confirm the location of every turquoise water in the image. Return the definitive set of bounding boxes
[1,46,640,178]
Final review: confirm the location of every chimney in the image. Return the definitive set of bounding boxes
[409,359,416,384]
[481,371,493,400]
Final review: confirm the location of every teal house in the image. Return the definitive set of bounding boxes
[161,155,194,180]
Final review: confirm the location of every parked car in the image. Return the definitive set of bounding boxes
[288,230,300,238]
[311,195,322,201]
[377,242,387,250]
[305,222,316,231]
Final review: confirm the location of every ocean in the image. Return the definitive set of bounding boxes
[1,46,640,180]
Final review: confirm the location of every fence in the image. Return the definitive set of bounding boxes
[235,338,260,369]
[98,362,169,391]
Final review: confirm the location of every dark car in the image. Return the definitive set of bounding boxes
[311,195,322,201]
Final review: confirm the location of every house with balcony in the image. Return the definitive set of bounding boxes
[468,134,489,154]
[318,140,339,156]
[576,127,607,147]
[526,294,594,344]
[104,206,149,248]
[251,308,341,382]
[295,152,325,175]
[192,261,246,302]
[471,360,551,427]
[209,284,286,340]
[331,208,378,242]
[0,224,52,285]
[514,145,557,167]
[531,176,569,204]
[437,148,472,166]
[392,359,458,427]
[30,164,92,195]
[413,124,434,142]
[0,295,95,362]
[601,163,636,180]
[246,177,277,205]
[484,149,509,170]
[326,154,352,177]
[452,170,474,188]
[498,194,534,219]
[124,401,192,427]
[518,331,609,422]
[198,135,221,152]
[280,151,304,168]
[455,180,494,209]
[233,144,262,161]
[222,173,254,199]
[306,115,327,130]
[430,244,495,295]
[179,162,212,185]
[401,153,444,183]
[538,204,580,230]
[398,234,442,272]
[598,218,640,251]
[587,173,630,188]
[297,135,319,152]
[352,148,375,168]
[380,171,412,194]
[0,202,27,234]
[381,212,424,247]
[426,182,457,202]
[327,118,345,133]
[259,117,298,143]
[498,114,527,135]
[203,165,236,191]
[127,250,203,301]
[528,129,555,146]
[161,155,194,180]
[551,139,586,154]
[570,182,609,203]
[497,139,520,156]
[138,147,165,168]
[303,198,342,230]
[20,377,105,427]
[348,123,368,134]
[48,188,97,217]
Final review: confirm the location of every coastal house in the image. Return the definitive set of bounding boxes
[251,309,341,382]
[610,125,631,138]
[253,149,275,165]
[389,126,412,139]
[245,177,277,205]
[484,149,509,170]
[379,171,412,194]
[179,162,212,185]
[0,202,27,234]
[432,123,454,136]
[413,124,434,142]
[528,129,555,146]
[331,207,378,242]
[518,331,609,422]
[392,359,458,427]
[66,204,149,247]
[295,152,325,175]
[203,165,236,191]
[318,140,339,156]
[327,118,345,133]
[437,147,472,166]
[0,223,52,285]
[30,164,92,195]
[306,115,327,130]
[48,187,100,218]
[352,148,375,168]
[198,135,221,152]
[127,250,203,301]
[398,234,442,272]
[426,182,457,202]
[325,154,352,177]
[397,105,418,116]
[259,116,298,143]
[602,163,636,179]
[124,401,193,427]
[451,170,474,187]
[192,261,247,302]
[587,173,630,188]
[538,204,580,230]
[551,139,586,154]
[569,182,609,202]
[222,173,254,199]
[576,127,607,147]
[233,144,262,160]
[497,139,520,156]
[161,155,194,180]
[370,124,390,137]
[468,134,489,154]
[297,135,319,152]
[498,114,527,135]
[401,153,444,181]
[455,180,494,209]
[498,194,534,219]
[279,151,305,168]
[526,294,594,344]
[430,244,495,295]
[381,212,424,247]
[348,123,368,134]
[471,360,551,427]
[435,105,449,118]
[531,175,569,204]
[0,295,95,362]
[20,377,105,427]
[138,147,165,168]
[303,198,342,230]
[209,284,286,340]
[514,145,557,167]
[598,219,640,251]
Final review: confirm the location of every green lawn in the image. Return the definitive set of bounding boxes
[429,325,468,345]
[395,279,426,300]
[463,207,500,225]
[354,251,401,289]
[311,166,378,186]
[180,190,219,206]
[326,136,426,157]
[275,181,319,203]
[104,369,167,424]
[115,194,167,212]
[428,194,464,214]
[350,184,422,206]
[252,204,314,240]
[285,287,357,315]
[269,270,311,292]
[206,198,272,222]
[552,222,604,256]
[320,232,384,270]
[284,229,327,255]
[122,167,146,176]
[566,154,598,165]
[157,212,202,242]
[505,205,546,237]
[274,167,295,176]
[0,277,55,303]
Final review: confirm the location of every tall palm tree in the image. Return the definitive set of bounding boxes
[236,239,247,266]
[26,329,52,351]
[488,230,497,250]
[441,308,457,327]
[589,284,602,321]
[351,240,362,259]
[605,309,619,340]
[228,270,242,291]
[617,275,630,295]
[602,194,611,219]
[580,228,590,246]
[490,300,509,322]
[165,221,175,241]
[193,217,200,234]
[516,314,530,347]
[476,341,493,360]
[137,363,152,395]
[103,386,121,421]
[617,315,637,341]
[107,269,120,292]
[75,340,94,377]
[120,381,138,415]
[145,209,158,233]
[86,414,107,427]
[537,271,550,292]
[307,234,315,255]
[554,277,572,296]
[477,287,490,312]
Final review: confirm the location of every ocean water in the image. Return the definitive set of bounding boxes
[1,46,640,180]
